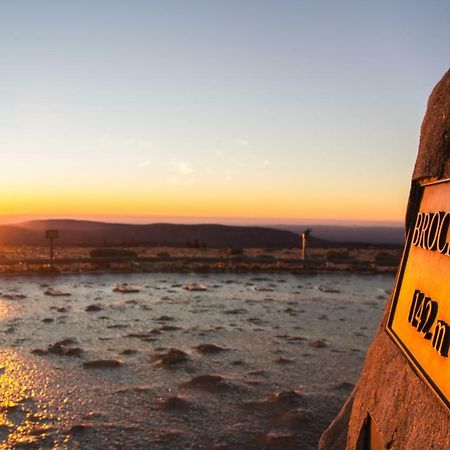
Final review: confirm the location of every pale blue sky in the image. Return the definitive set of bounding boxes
[0,1,449,224]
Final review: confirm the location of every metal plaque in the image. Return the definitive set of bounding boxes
[387,178,450,411]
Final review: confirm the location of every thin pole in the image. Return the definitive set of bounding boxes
[49,237,54,261]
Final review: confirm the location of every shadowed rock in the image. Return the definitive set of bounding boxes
[85,304,103,312]
[270,390,303,406]
[125,332,154,339]
[153,348,189,367]
[31,349,48,356]
[193,344,227,354]
[132,386,152,393]
[2,294,26,300]
[275,356,295,364]
[182,374,237,392]
[157,315,175,322]
[120,349,138,355]
[159,324,182,331]
[309,339,328,348]
[82,359,123,369]
[156,396,190,411]
[246,369,268,377]
[48,340,83,357]
[68,423,93,433]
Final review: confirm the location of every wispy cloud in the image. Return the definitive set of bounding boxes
[237,138,249,146]
[167,159,195,185]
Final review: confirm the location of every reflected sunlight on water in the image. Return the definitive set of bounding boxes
[0,349,67,448]
[0,302,12,320]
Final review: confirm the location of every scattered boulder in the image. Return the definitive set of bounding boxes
[157,315,175,322]
[68,423,93,434]
[48,339,83,357]
[154,348,189,367]
[270,390,303,405]
[193,344,227,354]
[125,332,151,338]
[318,286,340,293]
[156,396,190,411]
[44,289,71,297]
[159,324,182,331]
[120,349,138,355]
[82,359,123,369]
[85,304,104,312]
[2,294,27,300]
[275,356,295,364]
[310,339,328,348]
[182,374,236,392]
[31,349,48,356]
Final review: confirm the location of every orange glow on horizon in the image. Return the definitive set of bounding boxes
[0,194,406,223]
[0,175,409,225]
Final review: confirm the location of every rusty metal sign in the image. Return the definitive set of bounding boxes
[45,229,59,240]
[387,178,450,410]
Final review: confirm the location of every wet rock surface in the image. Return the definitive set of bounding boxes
[0,272,392,448]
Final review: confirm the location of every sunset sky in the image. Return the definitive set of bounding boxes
[1,1,449,225]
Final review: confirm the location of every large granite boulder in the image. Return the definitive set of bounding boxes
[319,68,450,449]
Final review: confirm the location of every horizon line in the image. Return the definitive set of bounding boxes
[0,215,404,228]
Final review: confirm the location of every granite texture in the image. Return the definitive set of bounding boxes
[319,68,450,449]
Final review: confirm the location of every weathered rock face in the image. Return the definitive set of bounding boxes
[413,70,450,181]
[320,68,450,450]
[406,70,450,230]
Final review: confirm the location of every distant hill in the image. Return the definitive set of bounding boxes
[272,224,404,246]
[0,220,404,248]
[0,225,41,245]
[0,219,332,248]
